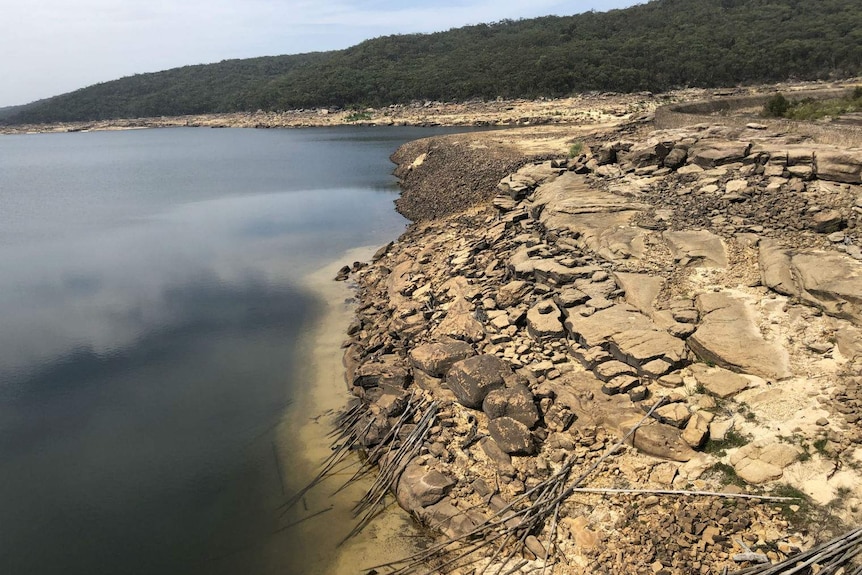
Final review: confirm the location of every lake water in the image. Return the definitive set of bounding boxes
[0,126,455,575]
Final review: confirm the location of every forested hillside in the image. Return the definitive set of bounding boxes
[5,0,861,124]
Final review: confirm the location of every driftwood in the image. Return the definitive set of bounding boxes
[729,527,862,575]
[370,397,671,575]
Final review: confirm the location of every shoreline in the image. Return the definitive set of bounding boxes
[3,80,857,137]
[332,98,862,573]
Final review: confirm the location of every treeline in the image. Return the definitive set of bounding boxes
[5,0,861,124]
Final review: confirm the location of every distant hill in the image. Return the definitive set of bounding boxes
[5,0,861,125]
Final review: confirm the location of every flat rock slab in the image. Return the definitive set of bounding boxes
[530,173,650,262]
[664,230,728,268]
[614,272,665,317]
[689,141,752,168]
[610,328,687,370]
[688,292,791,380]
[689,363,750,398]
[760,242,862,326]
[565,304,654,349]
[730,440,802,484]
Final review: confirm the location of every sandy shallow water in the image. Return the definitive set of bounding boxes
[272,246,424,575]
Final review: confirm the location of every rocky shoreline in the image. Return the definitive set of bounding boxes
[334,95,862,574]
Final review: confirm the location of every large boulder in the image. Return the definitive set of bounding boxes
[409,340,475,377]
[483,385,540,428]
[446,354,512,408]
[488,416,536,455]
[396,462,456,510]
[352,355,411,389]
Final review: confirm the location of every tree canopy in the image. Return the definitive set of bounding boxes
[4,0,861,124]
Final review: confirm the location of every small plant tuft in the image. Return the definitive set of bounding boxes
[568,141,584,158]
[345,110,373,123]
[708,462,746,487]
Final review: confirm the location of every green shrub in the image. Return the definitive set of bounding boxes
[568,141,584,158]
[763,93,789,117]
[344,110,373,122]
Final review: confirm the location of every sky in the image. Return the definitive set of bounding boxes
[0,0,641,107]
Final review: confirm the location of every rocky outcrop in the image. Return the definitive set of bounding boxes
[334,113,862,575]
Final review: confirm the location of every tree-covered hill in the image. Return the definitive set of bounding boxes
[5,0,861,124]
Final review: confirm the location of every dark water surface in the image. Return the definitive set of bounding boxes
[0,126,456,575]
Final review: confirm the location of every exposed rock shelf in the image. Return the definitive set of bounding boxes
[335,113,862,573]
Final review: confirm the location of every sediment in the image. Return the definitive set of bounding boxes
[334,85,862,574]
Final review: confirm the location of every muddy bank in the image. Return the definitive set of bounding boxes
[333,109,862,573]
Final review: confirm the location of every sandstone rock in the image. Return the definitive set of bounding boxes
[690,363,750,398]
[565,304,653,349]
[664,230,728,268]
[595,360,637,382]
[561,516,600,550]
[758,240,798,297]
[526,299,565,340]
[836,326,862,360]
[610,328,687,370]
[446,354,512,408]
[488,416,536,455]
[409,340,475,377]
[353,355,411,389]
[655,403,691,428]
[555,287,590,308]
[730,441,801,484]
[396,463,456,510]
[483,385,540,428]
[496,280,531,308]
[478,436,516,476]
[418,498,477,539]
[434,298,485,342]
[816,150,862,184]
[690,142,752,168]
[810,209,847,233]
[792,252,862,326]
[688,292,791,380]
[632,422,695,462]
[614,272,664,317]
[682,412,711,448]
[663,147,688,169]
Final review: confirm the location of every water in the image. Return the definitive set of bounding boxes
[0,126,456,575]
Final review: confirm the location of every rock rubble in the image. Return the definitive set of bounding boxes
[336,118,862,573]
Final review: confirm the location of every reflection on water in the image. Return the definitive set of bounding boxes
[0,126,460,575]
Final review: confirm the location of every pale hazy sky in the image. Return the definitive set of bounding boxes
[0,0,641,107]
